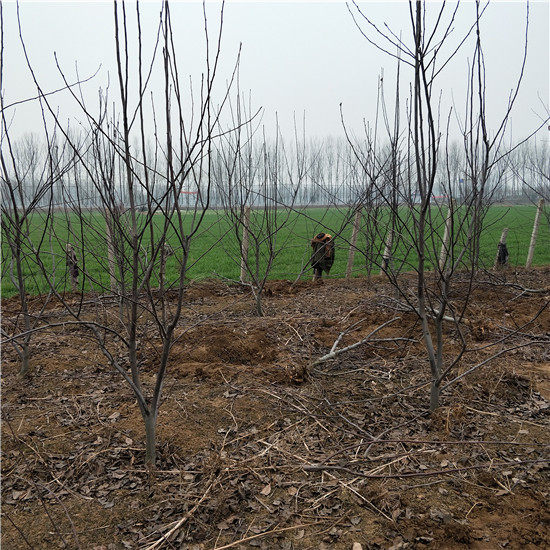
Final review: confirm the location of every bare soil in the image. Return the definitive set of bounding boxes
[2,268,549,549]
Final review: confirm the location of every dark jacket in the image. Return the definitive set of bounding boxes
[311,233,335,274]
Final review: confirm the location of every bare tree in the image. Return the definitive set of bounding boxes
[1,133,55,376]
[216,114,303,315]
[345,0,544,411]
[10,0,242,466]
[0,93,78,375]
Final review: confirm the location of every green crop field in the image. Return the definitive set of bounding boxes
[2,205,548,299]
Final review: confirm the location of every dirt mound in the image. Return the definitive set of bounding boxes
[167,326,279,368]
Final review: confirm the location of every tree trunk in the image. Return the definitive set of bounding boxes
[20,342,30,378]
[254,290,263,317]
[15,245,32,378]
[143,411,157,466]
[430,380,440,411]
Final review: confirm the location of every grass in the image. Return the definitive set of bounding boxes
[2,204,548,299]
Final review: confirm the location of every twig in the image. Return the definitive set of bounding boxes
[35,481,82,550]
[212,522,323,550]
[479,280,548,294]
[330,317,370,353]
[3,513,34,550]
[284,321,304,342]
[442,340,548,390]
[144,481,214,550]
[301,458,548,479]
[465,501,483,518]
[311,317,401,367]
[463,406,548,429]
[328,475,393,522]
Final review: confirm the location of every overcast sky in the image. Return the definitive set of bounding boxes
[2,1,549,144]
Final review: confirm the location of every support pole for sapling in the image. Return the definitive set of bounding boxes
[494,227,509,268]
[526,198,544,268]
[380,229,394,274]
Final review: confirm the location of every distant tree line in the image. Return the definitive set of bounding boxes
[4,133,549,212]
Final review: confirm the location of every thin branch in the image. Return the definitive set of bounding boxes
[311,316,401,367]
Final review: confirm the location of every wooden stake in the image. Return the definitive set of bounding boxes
[494,227,509,268]
[526,198,544,268]
[380,229,393,274]
[438,200,454,270]
[66,244,79,292]
[240,206,251,283]
[346,208,362,278]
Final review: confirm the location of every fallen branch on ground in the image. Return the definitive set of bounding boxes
[213,521,323,550]
[144,481,214,550]
[441,340,549,390]
[382,296,460,323]
[479,280,548,294]
[301,458,548,479]
[310,317,403,368]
